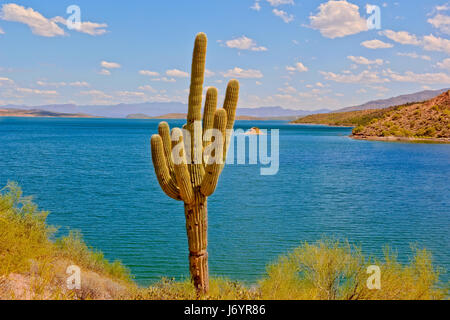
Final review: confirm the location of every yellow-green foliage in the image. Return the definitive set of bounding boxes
[0,182,54,275]
[0,182,130,282]
[259,240,446,300]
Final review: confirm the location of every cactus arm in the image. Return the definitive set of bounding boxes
[171,128,195,204]
[202,87,218,148]
[150,134,181,201]
[158,122,176,180]
[200,109,227,197]
[222,80,239,161]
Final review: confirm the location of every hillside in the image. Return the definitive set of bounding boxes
[291,107,398,127]
[352,90,450,142]
[0,108,95,118]
[336,88,449,112]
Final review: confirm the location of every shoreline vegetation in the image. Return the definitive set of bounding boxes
[0,182,446,300]
[292,90,450,144]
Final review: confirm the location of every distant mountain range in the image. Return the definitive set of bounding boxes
[1,88,448,119]
[0,102,330,119]
[336,88,449,112]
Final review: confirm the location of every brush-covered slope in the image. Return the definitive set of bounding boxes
[352,90,450,140]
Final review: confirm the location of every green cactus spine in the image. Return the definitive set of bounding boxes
[150,33,239,293]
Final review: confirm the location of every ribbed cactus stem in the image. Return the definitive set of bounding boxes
[150,135,181,201]
[149,33,239,294]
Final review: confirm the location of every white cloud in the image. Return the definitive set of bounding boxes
[166,69,188,78]
[98,69,111,76]
[101,61,121,69]
[0,3,65,37]
[0,77,14,86]
[380,30,421,45]
[69,81,90,87]
[422,34,450,54]
[222,67,263,78]
[320,70,389,84]
[251,1,261,11]
[138,85,157,92]
[272,9,294,23]
[224,36,268,51]
[116,91,146,98]
[80,90,112,99]
[16,87,58,95]
[139,70,160,77]
[437,58,450,71]
[151,77,176,83]
[309,0,368,39]
[427,14,450,35]
[347,56,383,65]
[435,3,450,11]
[52,16,107,36]
[0,27,4,34]
[266,0,294,6]
[396,52,431,61]
[36,80,66,87]
[205,69,215,78]
[361,39,393,49]
[388,70,450,84]
[286,62,308,73]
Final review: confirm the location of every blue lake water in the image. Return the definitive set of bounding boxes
[0,117,449,285]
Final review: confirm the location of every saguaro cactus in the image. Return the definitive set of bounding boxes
[150,33,239,293]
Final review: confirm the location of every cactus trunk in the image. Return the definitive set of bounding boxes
[185,192,208,292]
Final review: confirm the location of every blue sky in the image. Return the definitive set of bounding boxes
[0,0,449,110]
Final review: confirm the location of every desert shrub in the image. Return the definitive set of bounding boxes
[0,182,55,275]
[132,277,259,300]
[0,183,130,283]
[56,231,131,282]
[352,125,365,134]
[259,240,445,300]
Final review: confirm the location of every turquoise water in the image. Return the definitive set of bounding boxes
[0,117,449,285]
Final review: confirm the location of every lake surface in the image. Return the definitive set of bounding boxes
[0,117,449,285]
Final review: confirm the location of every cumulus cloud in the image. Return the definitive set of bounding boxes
[347,56,383,65]
[436,58,450,71]
[166,69,188,78]
[251,1,261,11]
[396,52,431,61]
[380,30,421,45]
[222,67,263,79]
[138,85,157,92]
[224,36,268,51]
[151,77,176,83]
[139,70,160,77]
[387,69,450,84]
[0,3,65,37]
[205,69,215,78]
[101,61,121,69]
[286,62,308,73]
[272,9,294,23]
[422,34,450,54]
[52,16,107,36]
[320,70,389,84]
[16,87,58,95]
[69,81,90,87]
[80,90,112,99]
[309,1,368,39]
[98,69,111,76]
[266,0,294,6]
[427,13,450,35]
[361,39,393,49]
